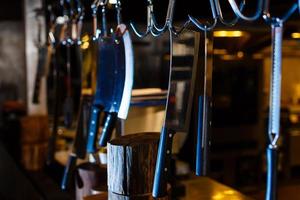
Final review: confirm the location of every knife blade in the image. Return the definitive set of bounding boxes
[196,30,213,176]
[98,0,133,146]
[61,95,92,190]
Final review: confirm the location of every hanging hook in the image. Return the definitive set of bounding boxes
[213,0,245,26]
[227,0,263,21]
[263,0,298,24]
[153,0,191,36]
[188,0,217,32]
[130,0,162,38]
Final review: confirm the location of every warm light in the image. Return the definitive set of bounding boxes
[212,193,225,200]
[223,190,235,195]
[237,51,244,58]
[214,49,227,55]
[81,42,90,50]
[253,54,264,59]
[214,30,243,37]
[82,34,90,43]
[291,32,300,39]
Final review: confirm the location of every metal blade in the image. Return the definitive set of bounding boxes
[94,36,125,113]
[118,24,134,120]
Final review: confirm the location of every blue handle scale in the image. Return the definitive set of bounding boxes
[86,106,101,153]
[61,154,77,191]
[152,126,175,198]
[98,112,117,147]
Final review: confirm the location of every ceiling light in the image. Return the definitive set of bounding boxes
[214,30,243,37]
[291,32,300,39]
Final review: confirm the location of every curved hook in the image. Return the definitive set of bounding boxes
[152,0,191,37]
[130,0,158,38]
[263,0,298,24]
[227,0,263,21]
[188,0,217,32]
[214,0,245,26]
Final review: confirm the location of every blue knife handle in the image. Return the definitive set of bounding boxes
[196,96,211,176]
[152,126,175,198]
[98,112,117,147]
[61,153,77,191]
[86,106,101,153]
[266,145,277,200]
[196,96,204,176]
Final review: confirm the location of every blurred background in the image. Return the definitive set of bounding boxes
[1,0,300,199]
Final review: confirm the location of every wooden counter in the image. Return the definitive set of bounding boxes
[85,177,252,200]
[179,177,253,200]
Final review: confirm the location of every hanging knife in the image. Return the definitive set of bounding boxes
[262,2,298,199]
[32,9,48,104]
[86,0,126,152]
[61,95,92,190]
[195,30,213,176]
[152,30,176,198]
[98,0,134,146]
[266,22,282,200]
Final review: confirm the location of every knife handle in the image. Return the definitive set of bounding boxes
[86,106,101,153]
[61,153,77,191]
[266,145,277,200]
[196,96,211,176]
[73,100,86,159]
[152,126,175,198]
[98,112,117,147]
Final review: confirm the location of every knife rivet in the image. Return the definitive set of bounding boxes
[209,121,212,126]
[164,168,168,172]
[167,150,170,154]
[93,110,97,113]
[169,134,172,138]
[90,132,94,136]
[92,120,95,124]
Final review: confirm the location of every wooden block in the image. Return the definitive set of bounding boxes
[20,115,49,144]
[21,142,47,171]
[107,132,160,196]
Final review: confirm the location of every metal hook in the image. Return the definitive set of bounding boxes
[228,0,263,21]
[152,0,191,36]
[130,0,160,38]
[263,0,298,24]
[214,0,245,26]
[188,0,217,32]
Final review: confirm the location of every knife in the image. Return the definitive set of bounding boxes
[152,30,176,198]
[86,0,125,152]
[196,30,213,176]
[61,95,92,190]
[266,22,282,200]
[98,0,133,146]
[32,9,48,104]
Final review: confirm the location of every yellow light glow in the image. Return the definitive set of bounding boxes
[214,30,243,37]
[214,49,227,55]
[291,32,300,39]
[81,42,90,50]
[212,193,225,200]
[237,51,244,58]
[81,34,90,43]
[223,190,235,195]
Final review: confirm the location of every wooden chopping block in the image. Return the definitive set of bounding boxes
[107,132,171,199]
